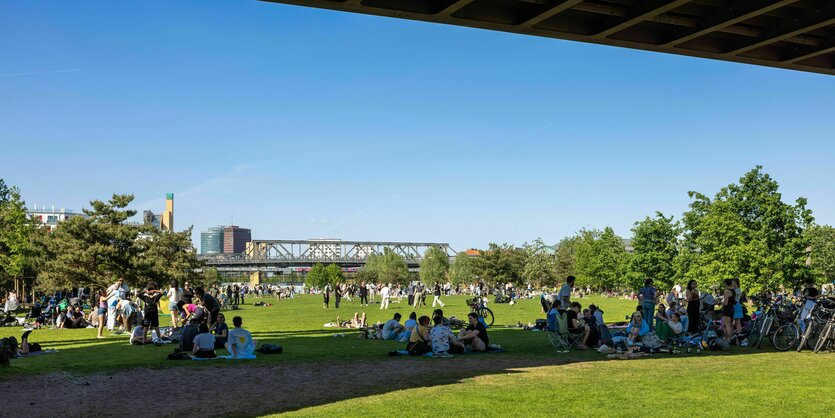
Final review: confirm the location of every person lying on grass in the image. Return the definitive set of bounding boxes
[458,312,489,352]
[193,323,217,359]
[326,312,367,328]
[226,316,256,359]
[429,315,464,357]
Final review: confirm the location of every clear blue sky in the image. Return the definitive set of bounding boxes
[2,0,834,251]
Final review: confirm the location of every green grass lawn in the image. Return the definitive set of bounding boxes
[0,294,636,377]
[3,293,832,417]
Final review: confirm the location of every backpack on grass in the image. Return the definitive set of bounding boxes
[256,344,283,354]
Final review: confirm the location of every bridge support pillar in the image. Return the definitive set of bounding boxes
[250,271,263,286]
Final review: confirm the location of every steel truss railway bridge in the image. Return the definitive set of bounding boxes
[199,240,456,273]
[261,0,835,76]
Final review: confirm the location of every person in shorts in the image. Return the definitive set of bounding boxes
[138,282,164,345]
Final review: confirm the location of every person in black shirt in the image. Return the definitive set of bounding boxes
[567,302,590,349]
[195,287,220,328]
[458,312,489,351]
[182,282,194,304]
[138,281,164,344]
[358,281,368,306]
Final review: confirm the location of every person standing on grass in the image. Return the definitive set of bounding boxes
[638,279,658,331]
[359,281,369,307]
[432,282,445,308]
[686,280,700,334]
[195,287,221,329]
[137,282,164,344]
[323,283,331,309]
[334,284,342,309]
[96,289,112,339]
[721,279,735,341]
[558,276,575,311]
[380,283,391,310]
[167,280,183,328]
[182,282,194,305]
[732,278,744,337]
[106,278,129,331]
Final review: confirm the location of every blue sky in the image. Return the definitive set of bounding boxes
[2,0,834,251]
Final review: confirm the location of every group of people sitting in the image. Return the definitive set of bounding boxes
[369,309,490,357]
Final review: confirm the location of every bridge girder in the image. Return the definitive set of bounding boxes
[260,0,835,76]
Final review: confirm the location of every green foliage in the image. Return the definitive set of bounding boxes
[136,226,203,287]
[554,236,578,283]
[419,246,449,284]
[326,264,344,284]
[574,228,629,290]
[806,224,835,282]
[681,166,813,292]
[628,212,680,289]
[0,181,40,287]
[522,238,557,288]
[449,252,476,285]
[367,248,409,286]
[201,267,222,287]
[475,243,526,286]
[305,263,329,289]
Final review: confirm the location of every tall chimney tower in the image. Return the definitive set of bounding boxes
[161,193,174,231]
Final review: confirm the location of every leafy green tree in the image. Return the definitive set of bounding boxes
[326,264,344,284]
[522,238,557,288]
[365,248,409,285]
[37,194,146,290]
[628,212,680,289]
[806,225,835,283]
[0,180,40,289]
[137,226,203,287]
[476,243,526,286]
[305,263,329,289]
[201,267,222,287]
[554,236,578,283]
[449,252,476,285]
[574,228,629,290]
[419,246,449,284]
[681,166,813,292]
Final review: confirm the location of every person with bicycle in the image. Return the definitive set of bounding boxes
[799,278,820,333]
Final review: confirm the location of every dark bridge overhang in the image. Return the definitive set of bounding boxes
[261,0,835,76]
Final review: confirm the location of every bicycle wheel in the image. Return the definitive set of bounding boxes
[480,307,494,326]
[806,323,823,351]
[748,317,764,347]
[756,317,773,349]
[814,323,833,353]
[772,323,799,352]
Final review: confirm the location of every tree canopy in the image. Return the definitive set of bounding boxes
[419,246,449,284]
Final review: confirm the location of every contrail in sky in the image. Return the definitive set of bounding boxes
[0,68,81,78]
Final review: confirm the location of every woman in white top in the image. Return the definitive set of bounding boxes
[167,280,183,328]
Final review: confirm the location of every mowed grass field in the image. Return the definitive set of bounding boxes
[3,293,834,417]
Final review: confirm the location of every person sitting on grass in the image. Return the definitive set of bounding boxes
[382,313,406,341]
[627,311,649,344]
[567,302,591,350]
[192,323,216,358]
[130,320,149,345]
[226,316,256,359]
[429,315,464,357]
[458,312,489,352]
[406,315,432,356]
[213,313,229,349]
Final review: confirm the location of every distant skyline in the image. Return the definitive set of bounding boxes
[2,0,835,251]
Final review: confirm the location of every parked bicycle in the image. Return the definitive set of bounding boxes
[467,297,494,326]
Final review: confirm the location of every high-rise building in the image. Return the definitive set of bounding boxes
[143,210,161,229]
[200,226,225,254]
[223,225,251,254]
[161,193,174,231]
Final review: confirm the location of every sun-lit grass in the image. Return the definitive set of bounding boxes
[0,293,635,377]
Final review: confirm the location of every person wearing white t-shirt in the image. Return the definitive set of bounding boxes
[167,280,183,328]
[226,316,256,358]
[380,284,391,310]
[106,278,129,331]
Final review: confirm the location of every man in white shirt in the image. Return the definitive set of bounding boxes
[380,284,391,310]
[558,276,575,310]
[381,313,404,340]
[226,316,256,358]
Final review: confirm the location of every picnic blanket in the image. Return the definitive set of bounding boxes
[389,347,506,357]
[15,349,58,358]
[191,354,257,361]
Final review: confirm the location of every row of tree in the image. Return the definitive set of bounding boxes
[0,180,209,293]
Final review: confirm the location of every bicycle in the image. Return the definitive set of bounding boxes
[467,297,494,326]
[797,297,835,352]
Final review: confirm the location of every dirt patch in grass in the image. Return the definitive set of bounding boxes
[1,355,571,417]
